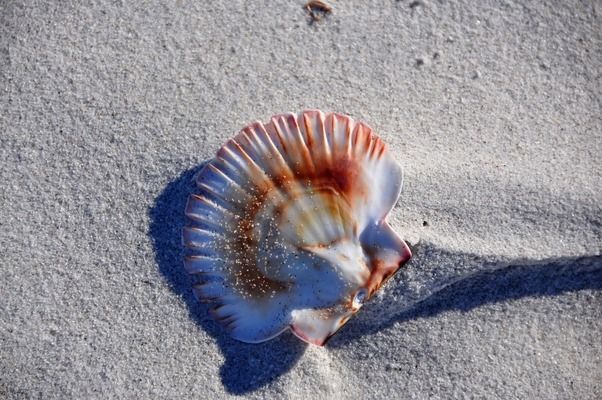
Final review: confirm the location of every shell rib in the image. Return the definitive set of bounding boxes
[183,110,412,345]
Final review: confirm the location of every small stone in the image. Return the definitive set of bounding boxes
[386,363,402,371]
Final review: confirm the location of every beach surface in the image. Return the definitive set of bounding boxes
[1,1,601,398]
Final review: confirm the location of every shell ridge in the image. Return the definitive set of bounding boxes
[203,163,243,193]
[274,115,312,176]
[246,122,298,188]
[196,183,244,212]
[213,152,256,193]
[192,192,238,217]
[182,226,223,251]
[182,232,220,256]
[240,124,283,178]
[365,132,377,160]
[270,116,289,153]
[224,141,291,207]
[354,122,369,159]
[267,114,315,180]
[301,112,315,149]
[184,255,223,274]
[289,114,316,174]
[326,112,346,162]
[207,161,257,208]
[319,111,334,166]
[344,117,353,159]
[227,136,297,209]
[228,139,271,189]
[187,194,237,222]
[193,282,227,302]
[185,199,231,230]
[304,110,332,166]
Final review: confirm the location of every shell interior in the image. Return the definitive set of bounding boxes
[183,110,412,345]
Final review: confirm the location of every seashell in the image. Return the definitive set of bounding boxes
[183,110,412,345]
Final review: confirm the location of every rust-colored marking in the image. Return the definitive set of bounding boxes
[302,113,315,149]
[364,258,390,298]
[273,117,289,154]
[320,159,360,197]
[228,189,289,299]
[363,244,411,298]
[377,141,387,159]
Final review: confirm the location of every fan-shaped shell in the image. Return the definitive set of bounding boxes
[183,110,412,345]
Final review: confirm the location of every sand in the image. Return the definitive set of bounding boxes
[1,0,601,398]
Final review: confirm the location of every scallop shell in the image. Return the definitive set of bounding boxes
[183,110,412,345]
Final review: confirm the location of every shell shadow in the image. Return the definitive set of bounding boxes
[149,164,307,395]
[329,244,602,347]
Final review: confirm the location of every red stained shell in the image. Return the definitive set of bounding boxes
[183,110,412,345]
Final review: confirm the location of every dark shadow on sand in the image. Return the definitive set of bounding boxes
[329,245,602,347]
[149,165,306,395]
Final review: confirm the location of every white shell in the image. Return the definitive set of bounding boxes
[183,110,412,345]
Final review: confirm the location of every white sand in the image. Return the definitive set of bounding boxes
[1,1,601,398]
